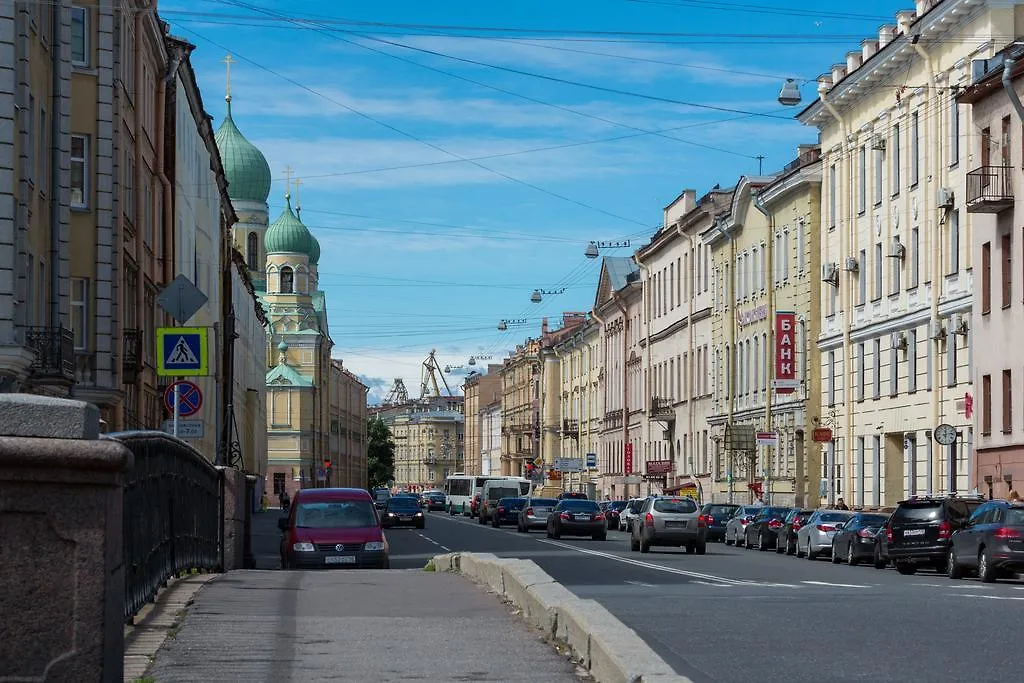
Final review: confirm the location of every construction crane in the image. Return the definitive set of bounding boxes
[383,378,409,405]
[419,349,452,399]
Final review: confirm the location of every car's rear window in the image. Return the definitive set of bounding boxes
[817,512,853,522]
[1005,508,1024,525]
[654,498,698,514]
[388,498,420,511]
[499,497,525,507]
[859,514,890,526]
[741,506,761,516]
[296,501,376,528]
[761,507,790,519]
[629,500,646,513]
[429,493,445,500]
[558,500,600,511]
[895,503,942,522]
[610,500,628,511]
[529,498,558,506]
[707,505,739,516]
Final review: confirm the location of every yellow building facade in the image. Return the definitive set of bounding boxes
[551,318,602,493]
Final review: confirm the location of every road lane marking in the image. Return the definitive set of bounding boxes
[625,580,656,587]
[801,581,871,589]
[951,594,1024,600]
[439,545,451,551]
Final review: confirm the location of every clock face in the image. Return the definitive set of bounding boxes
[934,424,957,445]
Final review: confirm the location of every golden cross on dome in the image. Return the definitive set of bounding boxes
[222,54,236,100]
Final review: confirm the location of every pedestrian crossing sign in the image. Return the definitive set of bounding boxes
[156,327,209,377]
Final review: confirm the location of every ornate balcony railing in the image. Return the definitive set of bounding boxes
[25,326,74,382]
[966,165,1014,214]
[122,329,143,384]
[650,397,676,420]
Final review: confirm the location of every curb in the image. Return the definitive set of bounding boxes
[431,553,692,683]
[123,573,219,681]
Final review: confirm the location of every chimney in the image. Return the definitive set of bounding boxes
[862,38,879,61]
[831,63,848,84]
[878,24,896,48]
[846,50,863,74]
[817,74,834,94]
[896,10,916,36]
[541,317,549,335]
[681,189,697,213]
[915,0,928,16]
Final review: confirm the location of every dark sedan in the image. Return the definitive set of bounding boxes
[830,512,890,565]
[948,500,1024,582]
[743,506,794,550]
[604,500,628,529]
[699,503,740,542]
[776,508,814,555]
[381,496,425,528]
[424,492,446,511]
[492,497,526,528]
[547,500,607,540]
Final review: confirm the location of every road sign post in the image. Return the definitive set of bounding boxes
[172,383,180,438]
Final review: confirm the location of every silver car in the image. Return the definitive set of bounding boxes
[796,509,854,560]
[619,497,647,532]
[516,497,558,532]
[723,506,763,546]
[629,496,707,554]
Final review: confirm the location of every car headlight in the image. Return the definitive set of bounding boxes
[415,512,423,517]
[292,542,315,552]
[387,512,396,517]
[364,541,385,551]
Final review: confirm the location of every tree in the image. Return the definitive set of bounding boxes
[367,416,395,490]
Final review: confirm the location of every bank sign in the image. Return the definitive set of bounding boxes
[774,312,797,395]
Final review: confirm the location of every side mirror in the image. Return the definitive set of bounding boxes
[834,522,846,530]
[277,517,288,531]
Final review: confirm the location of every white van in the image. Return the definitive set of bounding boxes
[479,479,522,524]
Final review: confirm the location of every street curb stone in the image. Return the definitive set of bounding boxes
[434,552,693,683]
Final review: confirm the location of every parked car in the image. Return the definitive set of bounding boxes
[382,495,426,529]
[557,491,589,500]
[872,525,891,569]
[796,509,854,560]
[630,496,706,555]
[699,503,740,542]
[546,499,607,540]
[492,497,526,528]
[723,506,762,546]
[829,512,891,565]
[948,500,1024,582]
[480,480,522,525]
[776,508,814,555]
[743,506,794,551]
[884,495,983,575]
[279,488,389,569]
[424,491,447,511]
[518,497,558,533]
[620,498,647,532]
[604,500,629,529]
[372,488,391,510]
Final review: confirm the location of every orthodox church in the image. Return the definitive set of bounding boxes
[214,74,365,495]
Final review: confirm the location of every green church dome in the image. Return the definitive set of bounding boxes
[265,195,315,257]
[308,234,321,265]
[214,98,272,204]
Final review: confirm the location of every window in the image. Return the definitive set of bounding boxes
[856,342,865,402]
[910,228,920,289]
[827,350,835,406]
[760,243,767,290]
[27,95,35,185]
[982,374,992,435]
[948,210,959,275]
[71,6,88,66]
[829,163,837,228]
[781,232,789,281]
[947,329,958,387]
[1002,369,1013,434]
[873,242,883,300]
[123,152,134,224]
[797,220,806,274]
[874,145,884,206]
[70,278,88,350]
[911,111,920,186]
[857,248,867,305]
[1001,232,1012,309]
[907,329,917,393]
[70,134,88,208]
[858,146,866,213]
[981,241,991,314]
[891,122,901,194]
[38,107,47,194]
[280,266,294,293]
[246,232,258,269]
[890,337,899,397]
[1002,115,1012,166]
[891,237,903,295]
[949,98,959,166]
[273,472,286,494]
[142,179,151,245]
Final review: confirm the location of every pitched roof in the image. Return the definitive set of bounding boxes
[266,362,314,387]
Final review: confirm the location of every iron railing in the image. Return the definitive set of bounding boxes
[966,165,1014,211]
[109,431,221,623]
[651,397,675,419]
[24,326,74,381]
[122,329,143,384]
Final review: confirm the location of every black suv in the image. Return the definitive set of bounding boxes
[884,495,983,575]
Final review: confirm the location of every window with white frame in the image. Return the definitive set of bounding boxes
[874,146,883,206]
[872,338,881,399]
[911,111,920,186]
[781,231,790,280]
[857,342,865,402]
[890,236,902,295]
[891,122,901,194]
[858,248,867,305]
[70,134,88,208]
[858,145,866,213]
[947,332,957,387]
[829,163,837,228]
[948,210,959,275]
[949,98,960,167]
[71,6,88,66]
[759,244,766,291]
[827,350,835,406]
[910,228,920,288]
[71,278,89,350]
[797,219,806,274]
[907,329,917,393]
[890,337,900,397]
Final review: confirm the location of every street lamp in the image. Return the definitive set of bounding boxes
[497,319,527,331]
[468,354,492,366]
[530,288,566,303]
[778,79,802,106]
[584,240,631,259]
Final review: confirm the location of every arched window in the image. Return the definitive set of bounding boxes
[280,266,294,293]
[246,232,258,269]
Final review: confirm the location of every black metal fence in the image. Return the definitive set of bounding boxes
[107,431,222,623]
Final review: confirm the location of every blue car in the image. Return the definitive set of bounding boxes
[492,497,526,528]
[699,503,741,542]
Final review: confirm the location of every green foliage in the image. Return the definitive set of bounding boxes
[367,416,395,490]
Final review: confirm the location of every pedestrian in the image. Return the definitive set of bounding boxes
[835,498,850,510]
[1008,489,1021,503]
[279,490,290,511]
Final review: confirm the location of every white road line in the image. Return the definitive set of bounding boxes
[801,581,871,589]
[415,532,441,546]
[625,580,656,587]
[439,545,451,551]
[691,581,733,587]
[951,594,1024,601]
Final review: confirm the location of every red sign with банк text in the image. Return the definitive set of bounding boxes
[774,312,797,394]
[624,443,634,474]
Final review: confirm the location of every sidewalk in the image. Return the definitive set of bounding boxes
[139,511,585,682]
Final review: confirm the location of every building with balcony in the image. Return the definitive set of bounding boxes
[550,316,602,493]
[796,0,986,506]
[635,187,730,501]
[328,359,368,489]
[463,364,502,475]
[957,42,1024,499]
[592,256,642,498]
[388,408,464,491]
[501,338,541,477]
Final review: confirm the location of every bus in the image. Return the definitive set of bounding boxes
[444,474,532,516]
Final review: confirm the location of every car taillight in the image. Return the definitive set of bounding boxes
[886,526,893,543]
[560,512,572,520]
[994,527,1023,539]
[741,517,752,526]
[644,512,655,527]
[937,520,952,540]
[595,513,605,521]
[792,520,803,531]
[697,514,708,528]
[497,506,505,513]
[525,507,534,516]
[768,519,782,530]
[816,524,835,532]
[857,529,874,538]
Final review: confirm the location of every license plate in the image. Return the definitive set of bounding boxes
[325,556,356,565]
[400,516,412,521]
[665,521,686,528]
[904,529,926,536]
[575,514,590,520]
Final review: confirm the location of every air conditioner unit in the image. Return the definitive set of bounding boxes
[952,313,969,336]
[891,331,908,351]
[871,134,886,151]
[889,238,906,259]
[844,256,859,272]
[930,319,946,340]
[937,187,955,209]
[821,262,839,286]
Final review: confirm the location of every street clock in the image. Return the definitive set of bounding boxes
[933,423,957,446]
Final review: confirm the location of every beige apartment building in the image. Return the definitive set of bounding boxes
[551,317,602,492]
[593,257,643,498]
[958,43,1024,499]
[481,400,502,476]
[463,365,502,475]
[537,314,587,489]
[389,407,465,491]
[796,0,992,505]
[501,339,541,477]
[635,188,729,500]
[328,359,368,489]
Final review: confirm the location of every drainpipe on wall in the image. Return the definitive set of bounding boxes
[714,215,737,502]
[48,3,64,329]
[634,254,653,484]
[753,192,775,503]
[676,223,697,483]
[613,294,631,497]
[590,307,606,495]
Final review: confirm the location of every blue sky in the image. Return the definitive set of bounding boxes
[163,0,911,402]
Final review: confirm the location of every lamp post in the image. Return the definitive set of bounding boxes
[497,318,528,331]
[584,240,631,259]
[531,288,566,303]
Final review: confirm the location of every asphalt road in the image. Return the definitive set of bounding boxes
[390,508,1024,683]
